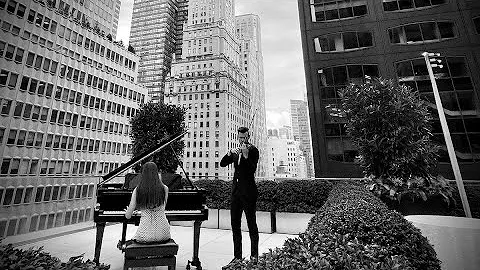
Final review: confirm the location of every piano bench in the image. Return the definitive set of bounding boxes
[123,239,178,270]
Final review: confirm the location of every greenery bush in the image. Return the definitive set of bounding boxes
[451,184,480,218]
[223,181,441,270]
[276,180,332,213]
[130,102,186,173]
[194,179,231,209]
[0,243,110,270]
[193,179,332,213]
[340,77,453,206]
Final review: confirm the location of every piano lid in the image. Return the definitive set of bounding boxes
[99,130,188,186]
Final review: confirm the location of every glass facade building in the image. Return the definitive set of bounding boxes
[298,0,480,179]
[129,0,187,103]
[0,0,148,238]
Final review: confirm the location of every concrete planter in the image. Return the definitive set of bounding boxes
[275,212,314,234]
[218,209,274,233]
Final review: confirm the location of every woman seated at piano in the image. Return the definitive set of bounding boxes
[124,162,171,243]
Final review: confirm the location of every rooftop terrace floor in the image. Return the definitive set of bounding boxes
[9,223,295,270]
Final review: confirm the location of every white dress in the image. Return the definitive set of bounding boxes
[133,203,171,243]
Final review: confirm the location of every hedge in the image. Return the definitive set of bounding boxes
[0,243,110,270]
[223,181,441,270]
[194,179,332,213]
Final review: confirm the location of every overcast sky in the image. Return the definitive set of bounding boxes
[116,0,306,129]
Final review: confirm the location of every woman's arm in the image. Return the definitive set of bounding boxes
[125,188,137,219]
[164,185,169,205]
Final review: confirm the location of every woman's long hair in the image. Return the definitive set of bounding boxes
[136,162,166,209]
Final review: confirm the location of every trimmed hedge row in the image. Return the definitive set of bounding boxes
[0,243,110,270]
[224,181,441,270]
[194,179,333,213]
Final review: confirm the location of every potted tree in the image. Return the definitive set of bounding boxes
[340,77,454,215]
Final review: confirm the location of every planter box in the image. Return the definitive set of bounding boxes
[170,208,218,228]
[275,212,314,234]
[218,209,273,233]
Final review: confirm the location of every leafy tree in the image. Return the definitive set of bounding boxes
[130,102,187,173]
[340,77,452,204]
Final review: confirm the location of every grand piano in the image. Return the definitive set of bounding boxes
[93,131,208,269]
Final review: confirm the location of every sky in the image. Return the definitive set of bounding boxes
[116,0,306,129]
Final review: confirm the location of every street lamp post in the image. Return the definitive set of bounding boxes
[422,52,472,218]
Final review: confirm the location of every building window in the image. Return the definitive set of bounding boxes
[474,17,480,34]
[318,64,379,162]
[310,0,367,22]
[396,56,479,162]
[314,31,373,52]
[383,0,446,12]
[389,21,455,44]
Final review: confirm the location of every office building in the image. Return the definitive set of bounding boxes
[235,14,267,177]
[290,99,314,178]
[298,0,480,179]
[129,0,188,103]
[164,0,267,179]
[0,0,147,238]
[266,132,307,179]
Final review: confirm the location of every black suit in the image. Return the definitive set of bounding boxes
[220,144,259,259]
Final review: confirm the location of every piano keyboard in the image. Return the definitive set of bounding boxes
[101,210,203,215]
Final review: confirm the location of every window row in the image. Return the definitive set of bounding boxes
[186,140,211,148]
[0,157,123,177]
[0,17,21,35]
[314,31,373,52]
[2,100,133,135]
[0,207,92,237]
[17,50,144,102]
[310,0,368,22]
[0,0,27,18]
[309,0,447,22]
[26,6,136,70]
[0,183,95,207]
[382,0,446,12]
[1,128,131,155]
[0,40,26,63]
[186,121,220,129]
[389,21,455,44]
[19,28,135,83]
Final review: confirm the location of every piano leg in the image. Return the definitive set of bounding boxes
[94,222,106,264]
[187,220,203,270]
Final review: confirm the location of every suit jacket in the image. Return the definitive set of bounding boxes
[220,144,259,199]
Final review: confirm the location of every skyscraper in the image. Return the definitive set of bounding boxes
[298,0,480,179]
[0,0,147,238]
[129,0,186,103]
[164,0,266,179]
[290,99,314,178]
[235,14,267,177]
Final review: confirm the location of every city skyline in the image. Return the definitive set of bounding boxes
[116,0,306,129]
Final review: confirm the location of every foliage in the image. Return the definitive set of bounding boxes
[194,179,231,209]
[339,77,454,205]
[223,181,440,270]
[0,243,110,270]
[106,33,113,42]
[256,180,278,212]
[193,179,332,212]
[130,102,186,173]
[451,184,480,218]
[276,180,332,213]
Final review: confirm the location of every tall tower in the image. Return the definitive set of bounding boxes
[164,0,253,180]
[0,0,147,238]
[290,99,314,178]
[235,14,267,177]
[129,0,185,103]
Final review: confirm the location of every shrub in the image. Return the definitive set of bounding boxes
[223,181,439,270]
[256,180,277,212]
[194,179,231,209]
[340,77,454,206]
[276,180,332,213]
[451,184,480,218]
[0,243,110,269]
